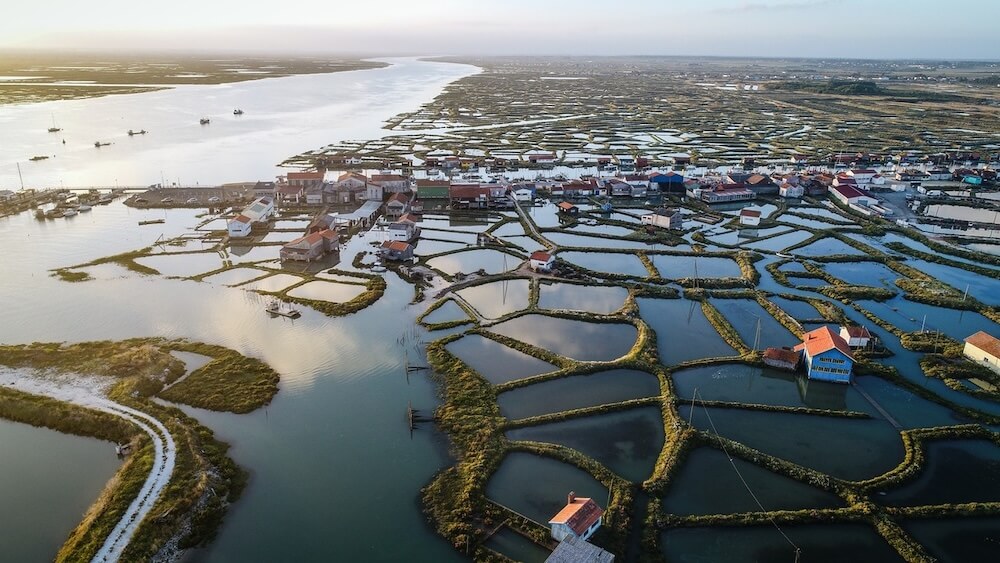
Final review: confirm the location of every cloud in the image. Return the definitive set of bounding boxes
[712,0,845,13]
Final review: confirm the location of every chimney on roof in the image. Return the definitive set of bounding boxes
[568,491,576,505]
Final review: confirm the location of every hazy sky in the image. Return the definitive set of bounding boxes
[4,0,999,59]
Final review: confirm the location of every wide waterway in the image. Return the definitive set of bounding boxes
[0,58,477,562]
[0,57,478,188]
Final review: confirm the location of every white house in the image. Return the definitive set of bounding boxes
[227,214,252,237]
[513,187,534,201]
[739,209,762,226]
[549,492,603,543]
[964,331,1000,374]
[530,250,556,272]
[839,325,872,348]
[641,208,683,230]
[829,184,877,206]
[847,169,877,185]
[779,183,805,198]
[387,216,420,241]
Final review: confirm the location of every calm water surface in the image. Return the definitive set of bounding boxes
[1,58,478,187]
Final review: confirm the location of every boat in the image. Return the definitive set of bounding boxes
[97,194,114,204]
[29,155,49,161]
[138,218,165,226]
[62,208,78,217]
[34,208,45,219]
[199,118,211,125]
[265,300,301,318]
[776,252,795,259]
[127,129,147,136]
[233,109,244,115]
[47,115,61,133]
[94,141,110,148]
[78,204,92,212]
[45,208,64,219]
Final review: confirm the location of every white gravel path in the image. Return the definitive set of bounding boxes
[0,368,176,563]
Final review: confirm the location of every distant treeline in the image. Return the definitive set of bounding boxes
[765,80,968,102]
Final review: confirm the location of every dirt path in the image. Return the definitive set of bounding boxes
[0,368,176,563]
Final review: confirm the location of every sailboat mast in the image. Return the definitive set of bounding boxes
[17,162,24,191]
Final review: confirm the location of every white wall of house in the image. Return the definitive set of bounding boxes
[228,220,251,238]
[964,342,1000,374]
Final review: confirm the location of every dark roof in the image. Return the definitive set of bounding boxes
[546,535,615,563]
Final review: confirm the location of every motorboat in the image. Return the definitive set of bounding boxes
[199,118,211,125]
[127,129,147,136]
[29,155,49,161]
[233,109,244,115]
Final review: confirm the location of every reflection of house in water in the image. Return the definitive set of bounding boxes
[794,374,849,411]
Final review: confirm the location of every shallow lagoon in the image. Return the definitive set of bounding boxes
[680,406,904,481]
[506,407,664,482]
[902,517,1000,563]
[456,278,530,319]
[671,364,874,413]
[487,315,638,362]
[558,251,649,277]
[637,298,737,365]
[545,231,654,250]
[238,273,304,292]
[200,267,269,286]
[445,334,557,384]
[650,255,741,279]
[708,299,798,348]
[135,251,226,277]
[497,369,659,419]
[792,237,867,257]
[482,527,549,563]
[422,300,471,325]
[487,452,606,524]
[821,261,899,287]
[0,419,122,563]
[426,249,518,276]
[744,230,813,252]
[882,440,1000,505]
[660,523,904,563]
[768,296,821,320]
[537,283,628,314]
[858,299,999,341]
[662,447,844,516]
[286,281,365,303]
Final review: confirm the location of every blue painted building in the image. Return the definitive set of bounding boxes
[794,326,854,384]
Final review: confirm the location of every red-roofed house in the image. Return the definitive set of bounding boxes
[739,208,762,226]
[829,184,876,206]
[839,325,873,348]
[227,214,252,238]
[794,326,854,383]
[279,229,338,262]
[549,492,603,542]
[530,251,555,272]
[762,347,801,371]
[380,240,414,261]
[964,331,1000,374]
[385,192,409,218]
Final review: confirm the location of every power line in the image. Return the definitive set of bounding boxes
[691,389,801,561]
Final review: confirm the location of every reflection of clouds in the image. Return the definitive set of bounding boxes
[488,315,636,362]
[426,249,516,276]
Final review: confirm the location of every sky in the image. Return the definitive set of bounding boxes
[3,0,999,59]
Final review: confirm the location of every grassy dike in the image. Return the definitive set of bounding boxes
[0,338,279,561]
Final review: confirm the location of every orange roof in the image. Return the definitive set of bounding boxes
[287,171,324,180]
[794,326,853,359]
[549,497,603,536]
[965,331,1000,358]
[388,193,409,204]
[530,251,552,261]
[843,326,872,339]
[557,201,577,211]
[740,209,761,217]
[231,214,251,224]
[381,240,412,252]
[763,347,800,365]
